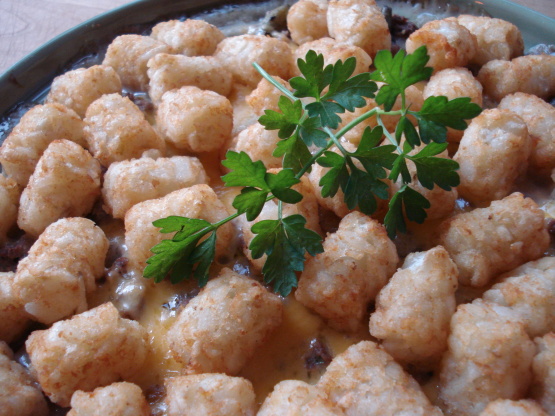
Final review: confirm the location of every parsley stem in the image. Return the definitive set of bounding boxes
[324,126,349,156]
[377,115,403,154]
[333,108,403,139]
[254,63,297,102]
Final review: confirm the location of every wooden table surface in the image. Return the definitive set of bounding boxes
[0,0,554,74]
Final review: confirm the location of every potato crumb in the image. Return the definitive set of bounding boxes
[454,109,531,205]
[102,156,208,219]
[147,54,232,103]
[456,15,523,66]
[437,300,535,416]
[14,217,108,324]
[479,399,549,416]
[17,139,101,237]
[0,103,86,187]
[68,382,150,416]
[0,272,30,343]
[406,18,477,72]
[327,0,391,59]
[531,333,555,415]
[318,341,443,415]
[156,86,232,153]
[287,0,329,45]
[436,192,549,287]
[103,34,173,91]
[499,92,555,177]
[483,257,555,338]
[296,212,398,333]
[0,342,48,416]
[478,55,555,102]
[370,246,458,370]
[258,380,345,415]
[168,269,283,375]
[150,19,224,56]
[165,373,256,416]
[214,35,293,87]
[84,93,165,166]
[26,302,147,407]
[46,65,122,117]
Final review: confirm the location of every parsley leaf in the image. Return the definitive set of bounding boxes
[259,96,303,139]
[221,151,268,189]
[273,134,312,175]
[317,151,349,198]
[305,101,345,129]
[384,185,430,238]
[222,151,302,220]
[408,143,460,190]
[298,116,329,147]
[415,96,482,143]
[144,217,214,283]
[250,214,323,296]
[290,50,333,98]
[371,46,433,111]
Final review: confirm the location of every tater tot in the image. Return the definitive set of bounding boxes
[26,302,147,407]
[14,218,108,324]
[258,380,344,416]
[165,374,256,416]
[422,67,483,143]
[318,341,443,416]
[17,140,102,237]
[226,123,282,169]
[293,37,372,77]
[147,54,232,103]
[483,257,555,338]
[150,19,225,56]
[156,86,232,153]
[437,300,535,416]
[0,343,48,416]
[245,76,290,116]
[0,103,86,187]
[84,93,165,166]
[124,184,235,272]
[479,399,549,416]
[456,15,523,66]
[240,175,321,272]
[369,246,458,370]
[46,65,122,117]
[478,55,555,102]
[102,34,173,91]
[531,333,555,415]
[454,109,530,205]
[0,175,19,244]
[499,92,555,177]
[436,193,549,287]
[168,269,283,375]
[0,272,30,343]
[67,382,150,416]
[296,212,398,333]
[102,156,208,219]
[214,35,293,87]
[287,0,329,45]
[406,18,477,72]
[327,0,390,59]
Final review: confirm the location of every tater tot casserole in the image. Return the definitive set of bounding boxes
[0,0,555,415]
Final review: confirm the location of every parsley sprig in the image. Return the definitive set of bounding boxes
[143,46,482,296]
